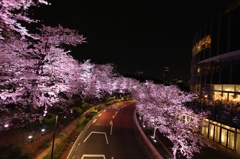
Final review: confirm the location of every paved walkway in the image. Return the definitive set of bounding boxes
[35,117,79,159]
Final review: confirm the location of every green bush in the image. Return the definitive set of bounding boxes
[85,112,95,121]
[96,105,105,111]
[90,109,98,114]
[105,101,113,106]
[43,142,66,159]
[77,116,86,127]
[42,113,57,126]
[81,103,90,110]
[72,107,83,115]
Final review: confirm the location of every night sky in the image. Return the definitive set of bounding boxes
[33,0,233,83]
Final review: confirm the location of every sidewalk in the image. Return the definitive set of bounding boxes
[35,117,79,159]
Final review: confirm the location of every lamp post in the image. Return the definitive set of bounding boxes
[4,123,9,128]
[51,115,58,159]
[41,128,46,135]
[151,126,160,142]
[28,135,33,142]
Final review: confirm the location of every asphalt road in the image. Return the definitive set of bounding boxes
[67,102,150,159]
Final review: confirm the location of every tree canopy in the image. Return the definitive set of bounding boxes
[0,1,212,158]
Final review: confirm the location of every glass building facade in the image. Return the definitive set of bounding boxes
[190,2,240,154]
[190,4,240,104]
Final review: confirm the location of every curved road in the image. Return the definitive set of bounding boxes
[67,101,150,159]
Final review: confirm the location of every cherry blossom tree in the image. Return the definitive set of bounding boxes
[0,38,37,105]
[130,81,213,159]
[0,1,213,157]
[28,25,86,111]
[78,61,114,98]
[0,0,49,40]
[0,24,87,126]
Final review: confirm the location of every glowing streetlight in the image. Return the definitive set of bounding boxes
[151,126,160,143]
[28,135,33,142]
[4,123,9,128]
[41,128,46,135]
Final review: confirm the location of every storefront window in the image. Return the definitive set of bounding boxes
[229,93,235,101]
[222,92,228,101]
[228,131,235,149]
[201,119,209,137]
[223,85,235,92]
[234,94,240,103]
[209,124,214,139]
[221,128,228,146]
[237,131,240,154]
[213,85,240,102]
[200,120,240,154]
[236,85,240,92]
[213,84,222,91]
[214,91,222,101]
[214,124,221,142]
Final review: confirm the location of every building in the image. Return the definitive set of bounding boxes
[162,67,170,85]
[190,1,240,154]
[190,1,240,104]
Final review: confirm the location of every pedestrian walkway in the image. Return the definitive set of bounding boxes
[35,117,79,159]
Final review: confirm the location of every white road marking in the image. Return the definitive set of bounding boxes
[81,154,106,159]
[83,131,109,144]
[92,119,97,123]
[110,121,113,135]
[67,131,83,159]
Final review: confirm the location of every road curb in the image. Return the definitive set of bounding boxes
[132,109,164,159]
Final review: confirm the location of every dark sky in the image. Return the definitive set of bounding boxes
[33,0,234,82]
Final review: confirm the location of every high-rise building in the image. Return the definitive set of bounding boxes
[190,1,240,103]
[190,1,240,154]
[162,67,170,84]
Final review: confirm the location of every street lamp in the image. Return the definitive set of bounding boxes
[151,126,160,142]
[51,115,58,159]
[28,135,33,142]
[41,128,46,135]
[4,123,9,128]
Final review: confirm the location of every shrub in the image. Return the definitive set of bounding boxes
[81,103,90,110]
[72,107,83,115]
[90,109,98,114]
[77,116,86,127]
[43,140,66,159]
[42,113,57,126]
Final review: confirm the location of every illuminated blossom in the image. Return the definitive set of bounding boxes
[0,0,49,39]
